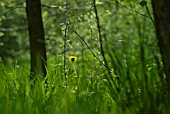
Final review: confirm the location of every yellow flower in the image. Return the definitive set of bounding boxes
[69,56,77,62]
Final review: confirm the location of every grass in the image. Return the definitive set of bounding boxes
[0,52,169,114]
[0,1,170,114]
[0,56,113,114]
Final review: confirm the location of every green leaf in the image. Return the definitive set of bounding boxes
[139,0,147,7]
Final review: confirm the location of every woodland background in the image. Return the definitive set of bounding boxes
[0,0,170,114]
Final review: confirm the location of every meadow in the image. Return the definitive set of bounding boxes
[0,0,170,114]
[0,52,169,114]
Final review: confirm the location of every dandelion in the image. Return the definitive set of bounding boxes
[69,56,77,62]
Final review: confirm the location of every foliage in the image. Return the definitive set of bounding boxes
[0,0,170,113]
[0,54,169,114]
[0,1,28,64]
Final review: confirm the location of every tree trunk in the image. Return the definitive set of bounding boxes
[26,0,47,79]
[152,0,170,84]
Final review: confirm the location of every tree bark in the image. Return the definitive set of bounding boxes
[25,0,47,79]
[152,0,170,84]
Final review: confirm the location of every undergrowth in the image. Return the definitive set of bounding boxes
[0,54,169,114]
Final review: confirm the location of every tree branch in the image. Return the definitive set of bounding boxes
[69,27,106,67]
[93,0,111,74]
[114,1,152,21]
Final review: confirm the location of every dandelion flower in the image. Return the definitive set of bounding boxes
[69,56,77,62]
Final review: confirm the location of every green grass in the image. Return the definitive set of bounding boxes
[0,1,170,114]
[0,53,169,114]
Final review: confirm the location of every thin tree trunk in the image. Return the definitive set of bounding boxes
[152,0,170,84]
[26,0,47,79]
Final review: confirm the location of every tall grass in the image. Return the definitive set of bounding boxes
[0,1,170,114]
[0,50,169,114]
